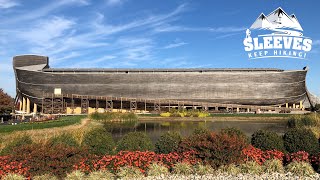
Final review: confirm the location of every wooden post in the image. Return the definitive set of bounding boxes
[19,98,22,111]
[286,103,288,108]
[144,99,147,112]
[33,103,37,114]
[120,97,123,111]
[22,97,26,112]
[300,101,303,110]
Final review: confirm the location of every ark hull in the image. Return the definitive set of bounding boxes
[13,55,311,109]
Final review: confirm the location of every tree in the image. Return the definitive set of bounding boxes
[0,88,14,114]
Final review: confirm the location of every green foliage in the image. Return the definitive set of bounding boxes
[155,131,181,154]
[90,112,138,122]
[147,163,169,176]
[1,135,32,155]
[163,109,210,118]
[116,132,154,152]
[220,127,249,144]
[238,161,263,174]
[0,88,14,114]
[172,162,194,175]
[286,161,315,176]
[283,128,319,154]
[2,173,25,180]
[313,105,320,112]
[116,166,143,179]
[251,129,285,151]
[82,128,115,155]
[192,126,210,136]
[193,163,214,175]
[263,159,284,173]
[177,131,248,168]
[65,170,85,180]
[287,114,318,128]
[48,133,79,147]
[160,112,171,117]
[87,170,115,180]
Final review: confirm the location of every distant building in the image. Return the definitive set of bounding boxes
[13,55,312,114]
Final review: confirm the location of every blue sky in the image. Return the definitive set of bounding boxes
[0,0,319,97]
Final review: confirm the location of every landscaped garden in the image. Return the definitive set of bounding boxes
[1,112,320,179]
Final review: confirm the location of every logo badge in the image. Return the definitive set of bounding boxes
[243,7,312,59]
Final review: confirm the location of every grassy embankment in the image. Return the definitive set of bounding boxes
[0,116,85,134]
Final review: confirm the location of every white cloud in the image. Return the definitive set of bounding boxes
[105,0,123,6]
[155,25,246,33]
[19,16,75,45]
[164,42,187,49]
[0,0,18,9]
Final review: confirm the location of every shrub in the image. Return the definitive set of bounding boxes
[116,132,154,152]
[177,132,248,168]
[238,161,263,174]
[193,163,214,175]
[309,152,320,173]
[242,145,284,165]
[285,151,309,164]
[285,161,315,176]
[220,127,248,144]
[172,162,193,175]
[74,151,199,174]
[65,170,85,180]
[155,131,181,154]
[87,170,115,180]
[218,164,240,175]
[192,126,210,136]
[0,135,32,155]
[147,162,169,176]
[160,112,171,117]
[283,128,319,154]
[263,159,284,173]
[287,114,318,128]
[90,112,137,122]
[82,128,115,155]
[33,174,58,180]
[251,129,284,151]
[47,133,79,147]
[10,143,86,178]
[116,166,143,179]
[2,173,25,180]
[0,156,29,179]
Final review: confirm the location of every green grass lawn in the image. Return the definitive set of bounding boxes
[0,115,85,133]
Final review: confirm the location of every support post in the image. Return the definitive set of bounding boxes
[300,101,303,110]
[130,99,137,112]
[26,98,30,114]
[144,99,147,112]
[22,97,26,112]
[154,100,161,112]
[19,98,22,111]
[106,99,113,112]
[286,103,289,108]
[33,103,37,114]
[120,97,123,111]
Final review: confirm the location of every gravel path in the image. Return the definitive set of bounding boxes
[132,173,320,180]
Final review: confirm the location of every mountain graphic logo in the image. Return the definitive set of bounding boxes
[243,7,313,60]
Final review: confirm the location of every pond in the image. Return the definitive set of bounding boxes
[105,119,288,143]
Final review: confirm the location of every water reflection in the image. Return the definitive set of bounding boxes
[107,120,288,143]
